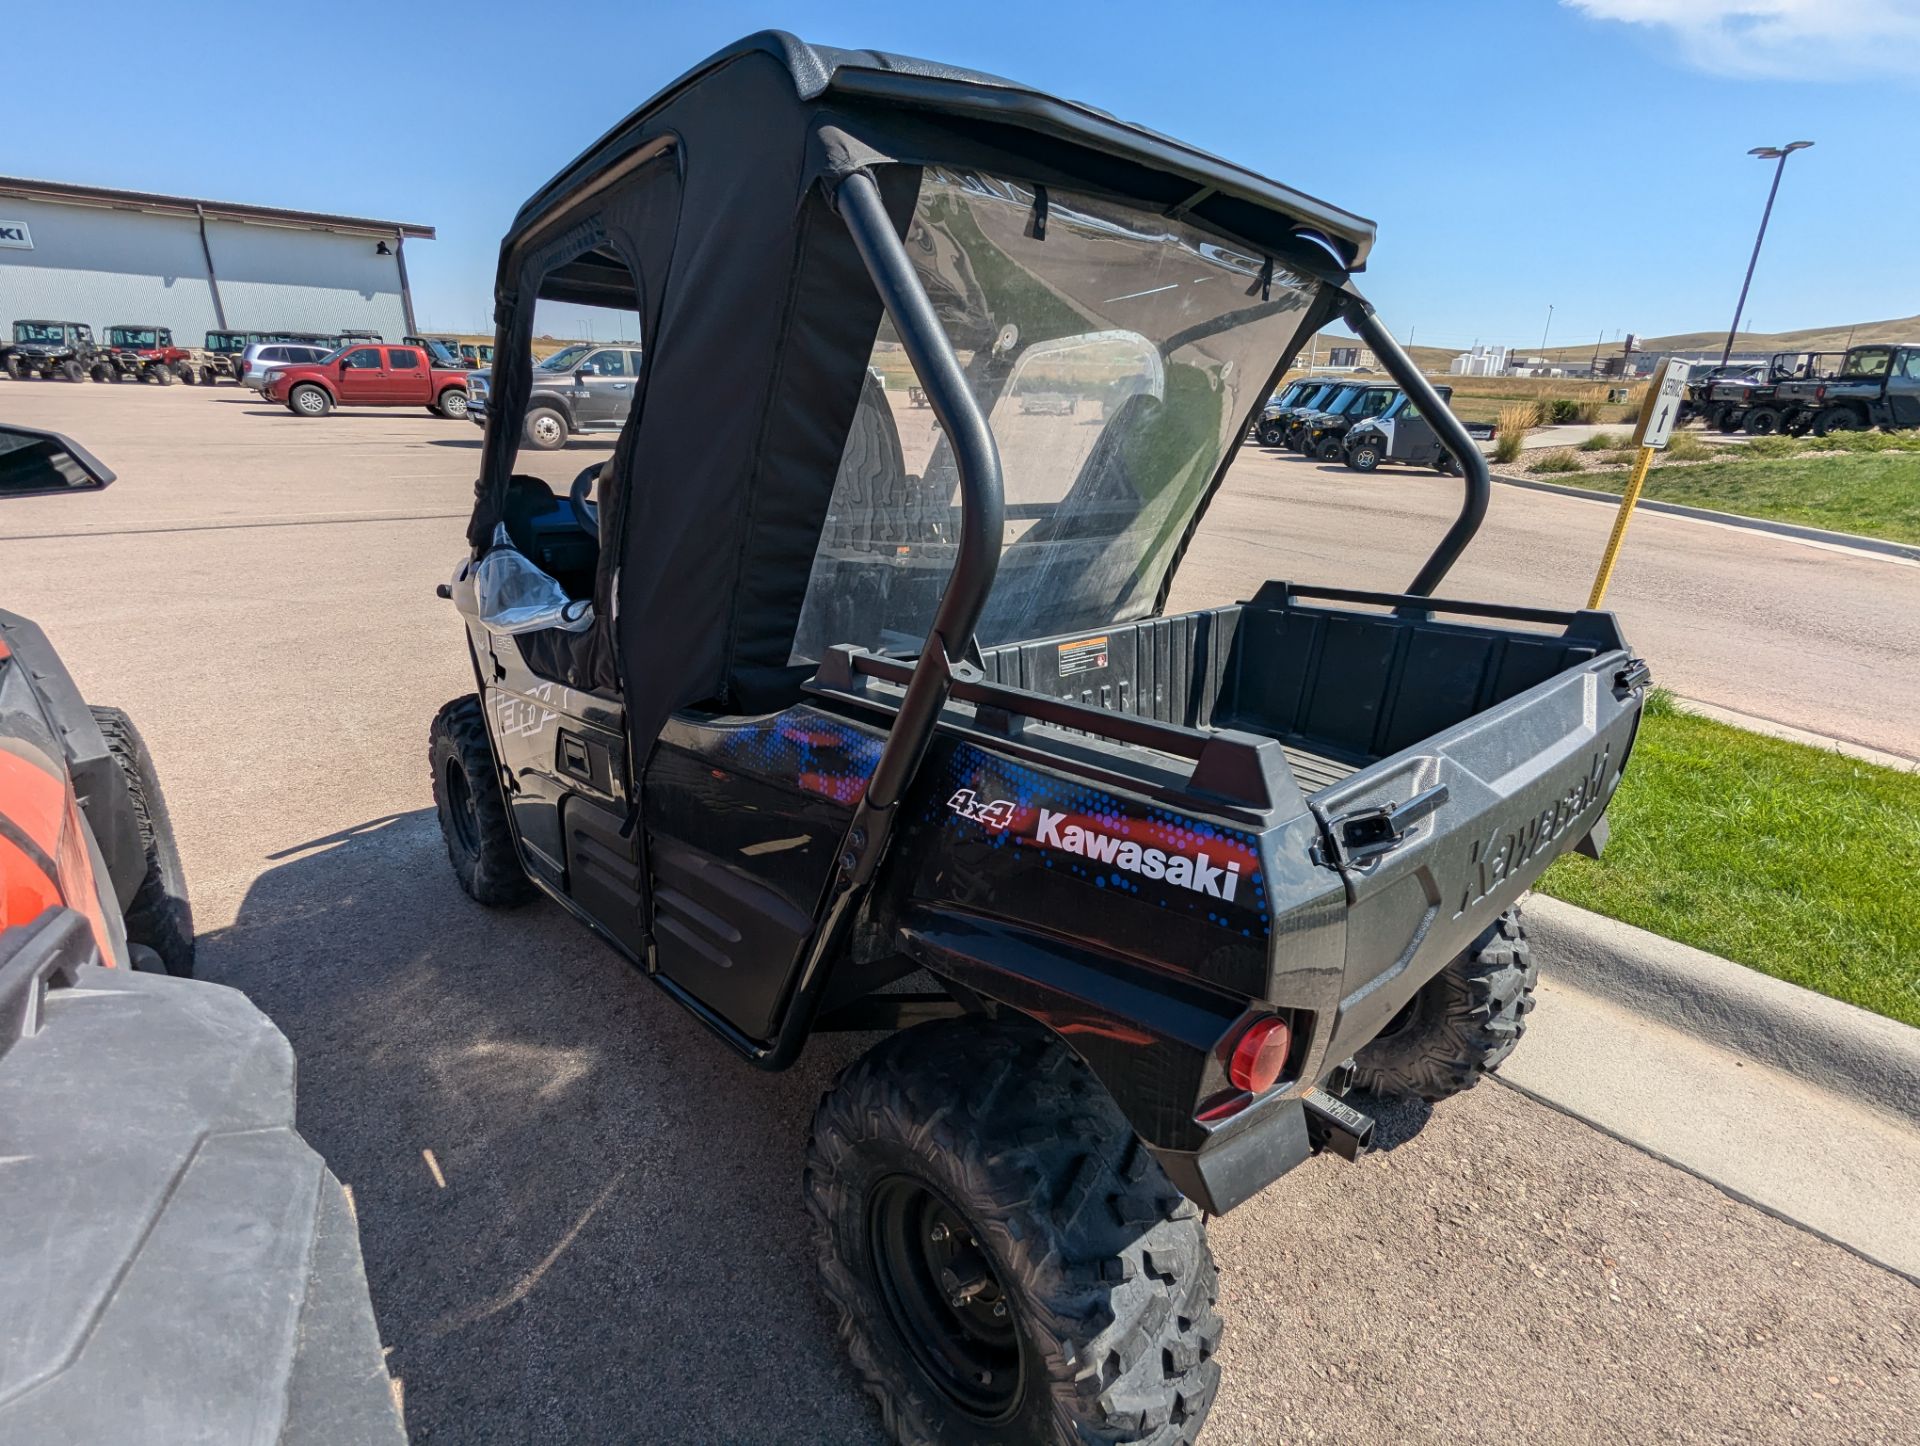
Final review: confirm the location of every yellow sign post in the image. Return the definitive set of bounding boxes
[1588,358,1691,609]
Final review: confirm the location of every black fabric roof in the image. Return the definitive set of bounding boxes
[502,32,1375,272]
[473,32,1364,770]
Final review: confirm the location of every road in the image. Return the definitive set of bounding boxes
[3,384,1916,1442]
[1172,450,1920,761]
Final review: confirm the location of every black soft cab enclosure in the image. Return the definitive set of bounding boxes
[433,32,1648,1441]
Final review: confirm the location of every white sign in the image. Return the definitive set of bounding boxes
[0,221,32,250]
[1634,358,1691,450]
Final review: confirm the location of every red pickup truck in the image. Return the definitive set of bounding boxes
[262,343,469,419]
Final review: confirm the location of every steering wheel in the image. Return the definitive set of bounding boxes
[569,463,602,535]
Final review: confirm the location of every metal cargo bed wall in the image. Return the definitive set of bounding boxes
[976,591,1616,780]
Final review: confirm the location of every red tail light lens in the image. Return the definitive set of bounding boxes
[1228,1016,1292,1094]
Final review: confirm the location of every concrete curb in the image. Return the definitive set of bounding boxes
[1488,470,1920,564]
[1525,895,1920,1129]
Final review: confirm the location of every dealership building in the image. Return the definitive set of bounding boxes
[0,176,434,343]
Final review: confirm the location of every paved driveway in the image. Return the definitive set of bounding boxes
[2,385,1915,1442]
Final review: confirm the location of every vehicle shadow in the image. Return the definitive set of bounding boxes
[198,810,880,1445]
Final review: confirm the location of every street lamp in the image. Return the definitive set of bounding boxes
[1719,141,1813,366]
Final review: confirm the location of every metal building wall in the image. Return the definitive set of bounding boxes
[0,196,409,343]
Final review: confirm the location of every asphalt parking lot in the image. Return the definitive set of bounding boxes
[4,383,1917,1443]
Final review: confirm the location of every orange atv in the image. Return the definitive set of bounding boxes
[0,421,405,1442]
[0,426,191,974]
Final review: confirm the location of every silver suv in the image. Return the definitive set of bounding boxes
[240,342,334,391]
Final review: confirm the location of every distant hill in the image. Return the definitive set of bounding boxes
[1532,315,1920,365]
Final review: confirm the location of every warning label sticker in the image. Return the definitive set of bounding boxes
[1057,635,1109,676]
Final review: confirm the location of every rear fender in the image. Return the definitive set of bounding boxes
[895,906,1295,1174]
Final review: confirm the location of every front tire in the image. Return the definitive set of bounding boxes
[1352,908,1535,1101]
[429,695,536,907]
[289,383,332,417]
[1257,421,1286,447]
[807,1016,1221,1446]
[61,359,85,382]
[1348,442,1381,471]
[1315,436,1345,462]
[523,405,567,450]
[89,706,195,977]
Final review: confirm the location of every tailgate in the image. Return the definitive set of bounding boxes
[1308,648,1644,1062]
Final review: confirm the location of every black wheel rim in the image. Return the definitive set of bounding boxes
[443,758,480,857]
[867,1175,1024,1424]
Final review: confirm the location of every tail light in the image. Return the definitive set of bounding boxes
[1228,1015,1292,1094]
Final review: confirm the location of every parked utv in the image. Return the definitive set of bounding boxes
[1678,362,1758,428]
[1343,385,1464,473]
[96,325,220,385]
[2,321,100,382]
[1296,382,1398,459]
[1705,352,1834,435]
[1255,376,1348,446]
[1251,374,1344,443]
[431,33,1645,1443]
[1774,342,1920,435]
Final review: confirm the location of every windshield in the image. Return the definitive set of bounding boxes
[793,166,1315,661]
[1840,347,1892,379]
[537,345,592,372]
[15,322,70,343]
[109,328,160,348]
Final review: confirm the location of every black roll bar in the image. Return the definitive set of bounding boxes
[734,169,1005,1069]
[833,170,1006,809]
[1340,295,1490,595]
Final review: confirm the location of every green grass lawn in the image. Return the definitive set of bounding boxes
[1552,438,1920,544]
[1538,693,1920,1026]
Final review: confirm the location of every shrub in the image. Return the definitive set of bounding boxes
[1530,451,1584,474]
[1604,449,1641,466]
[1663,431,1713,462]
[1578,431,1623,452]
[1492,403,1535,464]
[1741,435,1802,459]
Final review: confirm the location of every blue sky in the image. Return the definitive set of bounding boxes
[8,1,1912,350]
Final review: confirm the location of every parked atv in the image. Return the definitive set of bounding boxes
[97,325,219,384]
[1705,352,1834,435]
[1678,362,1758,428]
[1254,376,1344,446]
[1,320,101,382]
[1343,385,1464,473]
[1775,342,1920,435]
[1297,381,1399,459]
[1256,376,1349,446]
[430,33,1646,1442]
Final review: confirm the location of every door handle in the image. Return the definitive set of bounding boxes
[1323,784,1449,868]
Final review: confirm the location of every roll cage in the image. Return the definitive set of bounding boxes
[462,33,1491,1065]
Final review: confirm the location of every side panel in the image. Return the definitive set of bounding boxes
[642,707,880,1039]
[1312,654,1641,1065]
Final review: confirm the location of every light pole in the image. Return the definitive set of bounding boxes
[1720,141,1813,366]
[1541,304,1554,355]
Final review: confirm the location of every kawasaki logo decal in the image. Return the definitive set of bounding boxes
[947,788,1246,902]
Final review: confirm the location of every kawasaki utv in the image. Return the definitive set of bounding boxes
[430,33,1646,1444]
